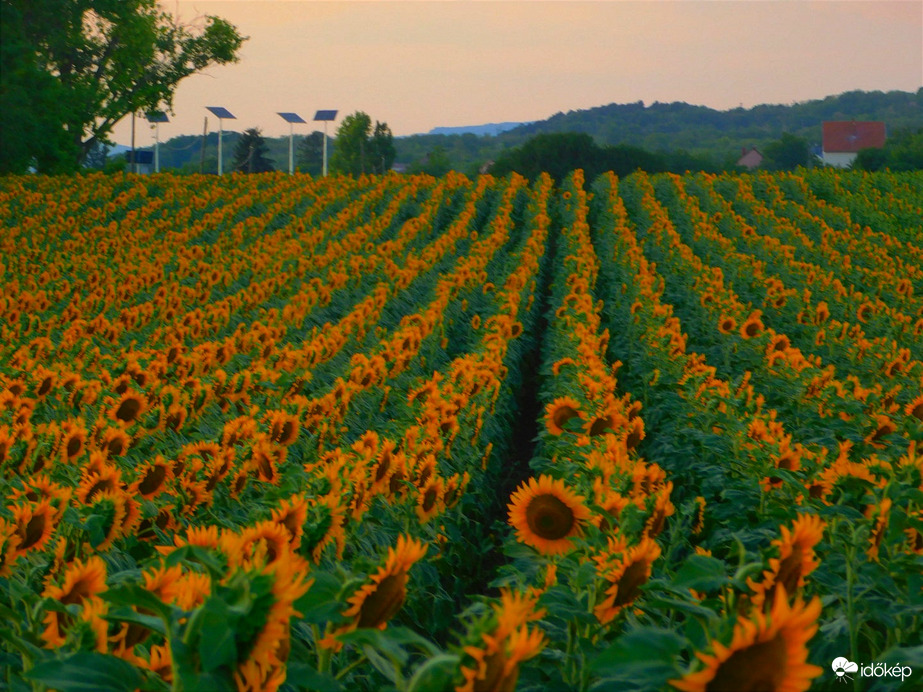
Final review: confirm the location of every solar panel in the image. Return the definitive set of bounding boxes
[278,112,307,124]
[145,111,169,123]
[206,106,236,119]
[314,110,338,121]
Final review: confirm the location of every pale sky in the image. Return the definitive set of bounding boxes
[111,0,923,145]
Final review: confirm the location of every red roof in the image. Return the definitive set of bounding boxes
[822,121,886,153]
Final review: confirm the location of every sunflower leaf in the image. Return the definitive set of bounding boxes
[25,651,145,692]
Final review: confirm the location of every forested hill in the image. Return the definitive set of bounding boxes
[394,89,922,173]
[503,89,922,152]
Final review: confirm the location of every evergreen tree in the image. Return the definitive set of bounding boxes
[232,128,275,173]
[297,131,327,176]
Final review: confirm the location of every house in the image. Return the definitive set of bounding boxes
[737,147,763,170]
[821,121,886,168]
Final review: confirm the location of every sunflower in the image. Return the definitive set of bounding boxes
[864,414,896,450]
[594,536,661,624]
[717,315,737,335]
[508,475,592,555]
[341,535,427,631]
[866,497,892,561]
[856,301,874,323]
[42,556,108,648]
[905,394,923,421]
[585,410,624,437]
[265,410,300,446]
[59,418,87,462]
[739,311,765,339]
[544,397,583,436]
[416,477,445,523]
[131,457,172,499]
[11,499,56,556]
[109,390,146,426]
[748,514,825,611]
[271,494,309,549]
[458,624,546,692]
[670,589,823,692]
[98,426,131,458]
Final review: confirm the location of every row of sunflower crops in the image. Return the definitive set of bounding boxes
[1,168,921,691]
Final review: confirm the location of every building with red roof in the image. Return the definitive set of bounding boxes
[821,121,886,168]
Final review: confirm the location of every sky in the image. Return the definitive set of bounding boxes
[111,0,923,146]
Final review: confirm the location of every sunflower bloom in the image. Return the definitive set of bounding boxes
[508,475,592,555]
[42,556,108,648]
[670,589,823,692]
[748,514,825,610]
[341,535,428,631]
[544,397,583,436]
[594,535,661,624]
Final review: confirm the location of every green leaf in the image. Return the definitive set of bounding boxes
[591,627,685,684]
[284,663,343,692]
[294,570,346,624]
[25,652,145,692]
[671,555,729,593]
[407,654,461,692]
[102,583,174,621]
[196,597,239,671]
[336,628,409,666]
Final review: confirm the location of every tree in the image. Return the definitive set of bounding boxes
[0,0,245,173]
[762,132,812,171]
[369,121,396,174]
[331,111,395,175]
[232,128,275,173]
[297,131,327,176]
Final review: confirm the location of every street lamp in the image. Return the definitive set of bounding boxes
[206,106,236,174]
[146,111,169,173]
[278,112,307,175]
[313,110,338,176]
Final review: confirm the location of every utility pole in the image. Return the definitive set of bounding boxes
[199,117,208,174]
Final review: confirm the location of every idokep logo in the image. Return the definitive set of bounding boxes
[831,657,858,683]
[832,657,914,684]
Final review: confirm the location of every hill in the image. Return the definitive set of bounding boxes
[113,89,921,174]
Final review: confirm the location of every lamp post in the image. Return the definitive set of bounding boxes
[206,106,236,174]
[278,112,307,174]
[146,111,169,173]
[314,110,338,176]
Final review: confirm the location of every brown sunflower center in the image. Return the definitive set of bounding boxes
[357,573,407,629]
[526,494,575,540]
[706,633,787,692]
[551,406,579,431]
[138,465,167,496]
[21,511,50,550]
[589,416,615,437]
[115,397,142,423]
[612,559,649,608]
[775,545,805,596]
[66,435,83,458]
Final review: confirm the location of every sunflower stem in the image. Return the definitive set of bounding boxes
[334,654,366,681]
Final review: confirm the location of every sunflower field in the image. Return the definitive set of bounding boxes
[0,167,921,692]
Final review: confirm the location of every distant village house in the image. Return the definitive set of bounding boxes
[737,147,763,170]
[821,121,886,168]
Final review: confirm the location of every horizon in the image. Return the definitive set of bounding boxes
[109,1,923,149]
[112,86,922,148]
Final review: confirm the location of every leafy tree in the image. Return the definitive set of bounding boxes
[369,121,396,174]
[408,145,452,176]
[297,131,327,176]
[331,111,395,175]
[855,127,923,171]
[762,132,812,170]
[232,128,275,173]
[83,140,110,170]
[0,0,245,173]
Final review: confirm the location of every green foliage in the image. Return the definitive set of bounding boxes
[232,128,275,174]
[297,131,329,176]
[331,112,396,176]
[854,128,923,171]
[0,0,245,173]
[762,132,813,170]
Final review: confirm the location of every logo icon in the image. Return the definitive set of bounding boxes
[832,657,858,683]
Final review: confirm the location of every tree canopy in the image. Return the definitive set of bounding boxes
[0,0,245,173]
[232,128,275,173]
[331,111,396,175]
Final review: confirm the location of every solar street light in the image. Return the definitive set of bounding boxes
[314,110,338,176]
[146,111,169,173]
[206,106,236,174]
[278,112,307,175]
